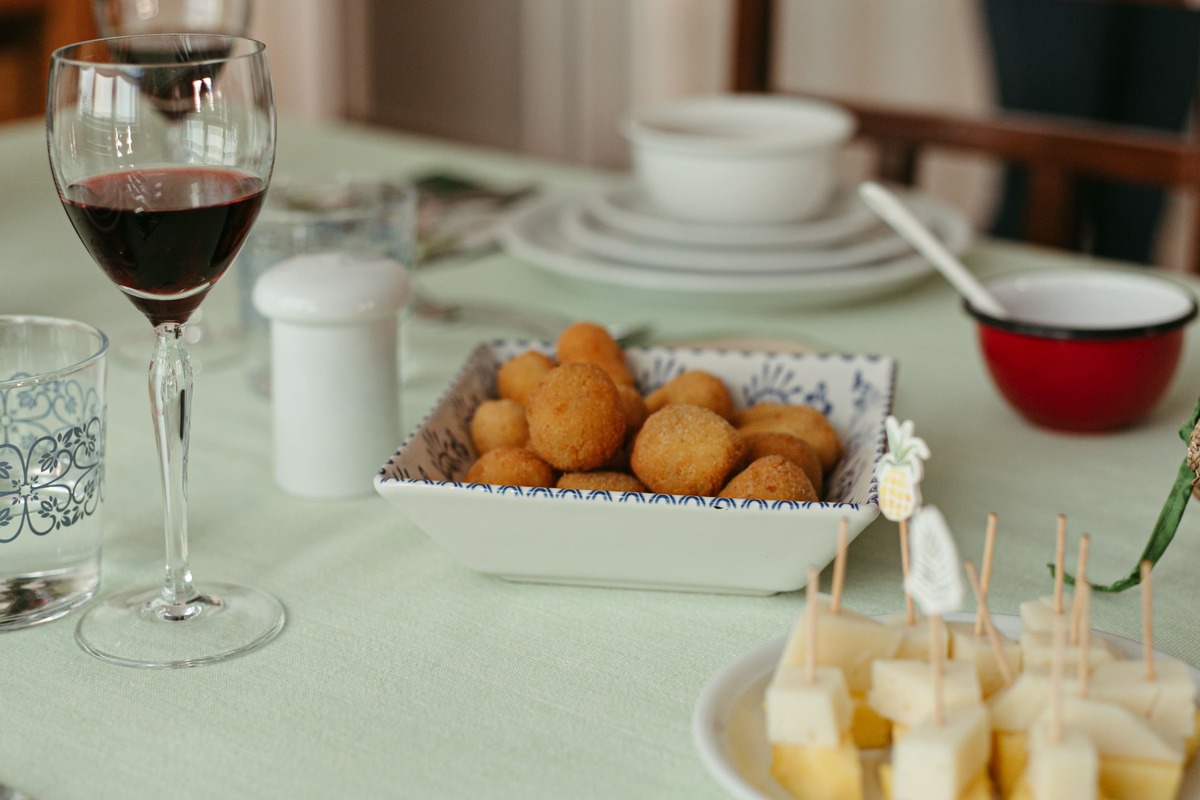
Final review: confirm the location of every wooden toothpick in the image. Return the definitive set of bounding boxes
[805,566,820,684]
[1142,560,1156,682]
[974,513,997,636]
[900,518,915,625]
[1069,534,1090,645]
[830,517,849,615]
[965,560,1012,689]
[1077,579,1092,698]
[931,612,945,726]
[1050,611,1066,743]
[1053,514,1067,614]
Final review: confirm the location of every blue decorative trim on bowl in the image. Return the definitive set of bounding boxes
[397,478,836,510]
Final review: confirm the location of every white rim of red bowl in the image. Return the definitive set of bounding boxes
[964,269,1198,341]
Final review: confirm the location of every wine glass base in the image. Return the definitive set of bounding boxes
[75,582,285,669]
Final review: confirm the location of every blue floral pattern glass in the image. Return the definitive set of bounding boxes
[0,316,107,629]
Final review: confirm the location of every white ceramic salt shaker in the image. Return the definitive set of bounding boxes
[252,252,410,498]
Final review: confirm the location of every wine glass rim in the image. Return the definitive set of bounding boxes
[51,34,266,68]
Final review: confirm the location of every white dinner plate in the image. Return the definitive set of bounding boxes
[586,182,879,248]
[691,612,1200,800]
[560,200,922,274]
[499,190,971,308]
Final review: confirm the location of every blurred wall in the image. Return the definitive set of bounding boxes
[250,0,347,121]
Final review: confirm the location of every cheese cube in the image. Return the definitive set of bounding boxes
[1060,695,1184,763]
[779,597,904,693]
[768,738,864,800]
[766,666,852,747]
[988,670,1078,796]
[849,691,891,749]
[879,763,993,800]
[868,658,982,728]
[1089,659,1196,740]
[1022,721,1099,800]
[890,704,991,800]
[989,669,1077,733]
[881,612,948,661]
[1059,696,1185,800]
[1020,629,1120,671]
[1019,595,1058,633]
[947,620,1021,698]
[771,735,862,800]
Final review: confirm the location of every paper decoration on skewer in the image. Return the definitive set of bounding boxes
[905,505,965,726]
[877,416,931,522]
[876,416,930,624]
[905,506,965,617]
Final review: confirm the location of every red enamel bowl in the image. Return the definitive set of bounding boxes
[964,269,1197,432]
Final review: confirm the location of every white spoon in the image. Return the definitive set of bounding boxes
[858,181,1010,319]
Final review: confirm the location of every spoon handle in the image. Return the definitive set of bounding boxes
[858,181,1009,319]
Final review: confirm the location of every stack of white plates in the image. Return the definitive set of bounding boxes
[498,181,972,308]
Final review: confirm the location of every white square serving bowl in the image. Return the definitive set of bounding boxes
[374,342,896,595]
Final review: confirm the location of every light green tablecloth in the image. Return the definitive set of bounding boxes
[3,118,1200,800]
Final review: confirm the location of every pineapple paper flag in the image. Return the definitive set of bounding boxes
[876,416,930,522]
[904,505,966,616]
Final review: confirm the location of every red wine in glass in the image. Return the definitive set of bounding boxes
[61,167,266,326]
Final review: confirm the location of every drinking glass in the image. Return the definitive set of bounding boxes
[93,0,254,368]
[48,34,285,668]
[0,316,108,630]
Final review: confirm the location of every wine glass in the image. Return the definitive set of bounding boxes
[48,34,285,668]
[92,0,254,368]
[93,0,252,39]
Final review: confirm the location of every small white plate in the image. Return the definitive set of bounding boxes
[499,191,971,309]
[692,612,1200,800]
[587,183,879,248]
[560,200,924,274]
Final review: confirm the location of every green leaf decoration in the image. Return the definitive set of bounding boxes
[1051,395,1200,593]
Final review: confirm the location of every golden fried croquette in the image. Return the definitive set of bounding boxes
[615,382,648,438]
[525,362,626,471]
[735,403,842,473]
[644,369,736,421]
[556,471,647,493]
[496,350,555,405]
[631,404,746,496]
[469,398,529,454]
[741,430,823,496]
[719,455,818,502]
[464,447,556,487]
[555,321,635,386]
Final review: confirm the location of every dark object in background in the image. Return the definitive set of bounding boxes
[983,0,1200,265]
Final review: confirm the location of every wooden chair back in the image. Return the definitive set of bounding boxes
[731,0,1200,272]
[0,0,96,123]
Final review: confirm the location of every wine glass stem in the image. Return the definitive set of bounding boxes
[151,323,198,614]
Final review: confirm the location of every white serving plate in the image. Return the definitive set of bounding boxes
[559,199,918,274]
[499,192,970,309]
[692,612,1200,800]
[374,342,896,595]
[585,182,878,249]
